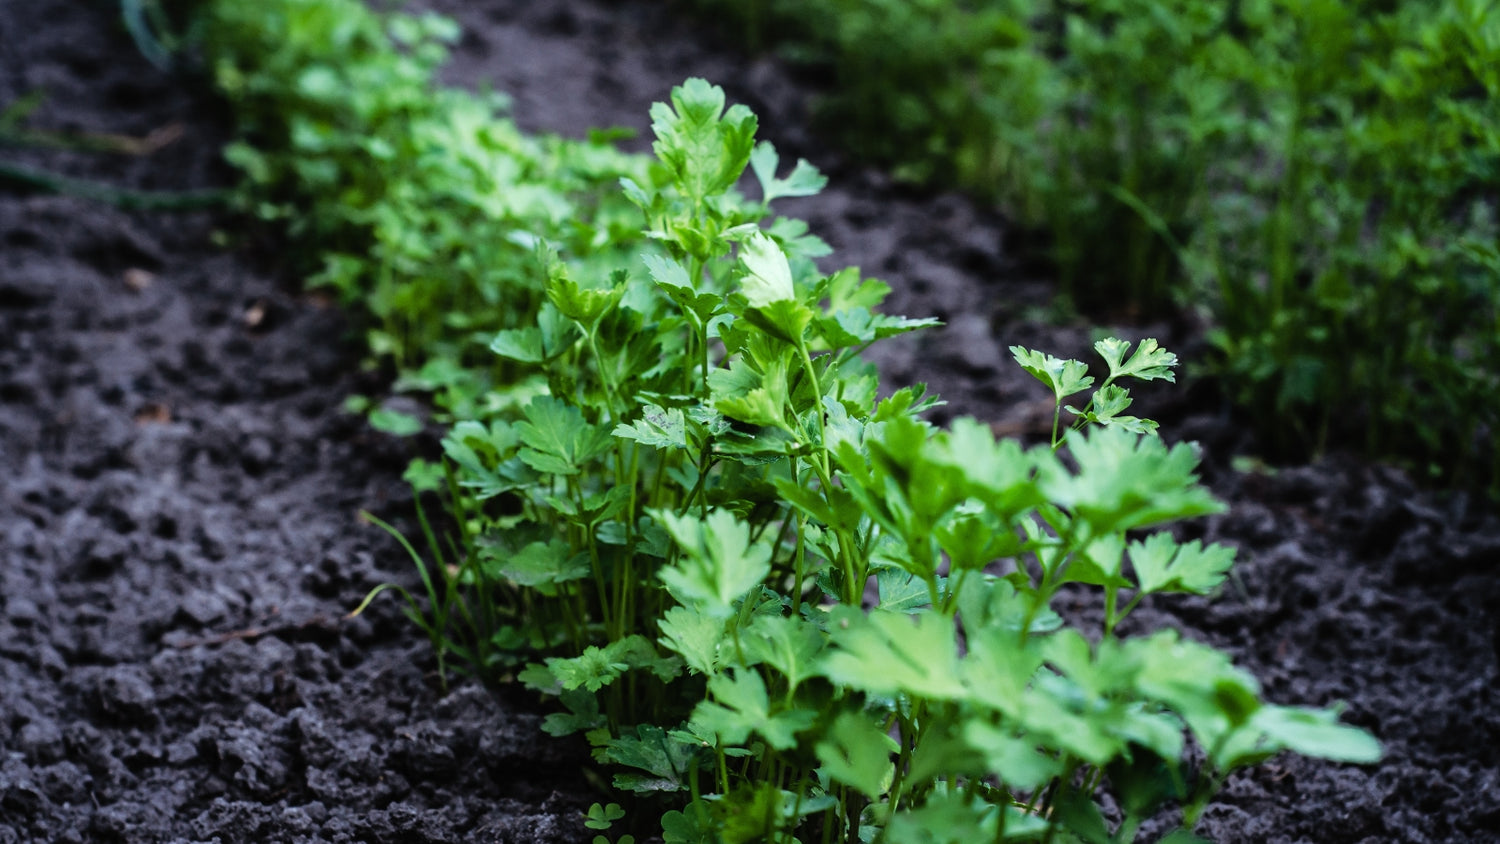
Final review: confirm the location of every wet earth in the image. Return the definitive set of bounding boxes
[2,1,1497,842]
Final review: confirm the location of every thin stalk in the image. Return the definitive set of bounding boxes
[791,458,808,615]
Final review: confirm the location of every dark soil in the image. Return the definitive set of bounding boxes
[2,1,1497,842]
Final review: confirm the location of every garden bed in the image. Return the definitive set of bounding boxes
[1,1,1497,842]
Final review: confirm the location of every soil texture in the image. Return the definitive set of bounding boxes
[2,1,1498,842]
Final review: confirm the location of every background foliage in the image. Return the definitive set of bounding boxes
[677,0,1500,498]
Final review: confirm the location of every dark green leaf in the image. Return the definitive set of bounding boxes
[489,538,590,587]
[602,725,703,793]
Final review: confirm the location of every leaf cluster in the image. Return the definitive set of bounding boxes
[192,4,1385,841]
[673,0,1500,499]
[391,77,1378,843]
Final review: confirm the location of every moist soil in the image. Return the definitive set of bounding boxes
[1,1,1496,842]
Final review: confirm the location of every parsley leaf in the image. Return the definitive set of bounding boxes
[749,141,827,204]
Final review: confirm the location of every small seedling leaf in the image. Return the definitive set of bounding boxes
[1096,337,1178,383]
[1011,346,1094,400]
[749,141,827,204]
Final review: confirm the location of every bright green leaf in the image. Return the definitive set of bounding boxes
[615,404,690,450]
[739,231,796,307]
[749,141,827,204]
[822,607,967,701]
[1011,346,1094,400]
[1129,533,1236,595]
[655,508,773,616]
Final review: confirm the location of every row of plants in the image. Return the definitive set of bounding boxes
[185,1,1379,841]
[675,0,1500,498]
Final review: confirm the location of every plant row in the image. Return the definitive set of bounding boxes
[677,0,1500,498]
[189,2,1378,842]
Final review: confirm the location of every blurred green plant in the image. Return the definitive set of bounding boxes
[677,0,1500,498]
[196,0,651,420]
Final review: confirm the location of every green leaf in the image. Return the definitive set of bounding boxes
[822,607,967,701]
[1095,337,1178,383]
[546,260,624,327]
[958,576,1061,640]
[823,266,889,312]
[546,645,631,693]
[694,669,816,751]
[1129,533,1236,595]
[772,475,863,534]
[1040,426,1223,533]
[1067,384,1160,436]
[934,418,1043,519]
[602,725,703,793]
[489,538,590,587]
[875,566,936,612]
[615,404,690,450]
[655,508,773,617]
[903,723,988,785]
[1065,533,1133,589]
[368,407,424,436]
[644,253,722,321]
[540,687,603,736]
[1010,346,1094,400]
[1052,789,1111,844]
[657,605,724,675]
[516,395,614,476]
[1107,746,1185,820]
[661,801,715,844]
[642,251,693,290]
[814,710,896,800]
[742,614,825,692]
[963,720,1063,790]
[584,803,626,831]
[962,624,1045,717]
[715,782,821,844]
[1250,705,1382,764]
[934,510,1025,573]
[744,298,815,345]
[1129,630,1266,765]
[882,791,998,844]
[490,304,577,363]
[739,231,796,307]
[443,419,520,468]
[401,457,445,493]
[1080,384,1132,420]
[490,327,546,363]
[650,77,757,204]
[711,358,792,431]
[749,141,827,204]
[608,634,685,683]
